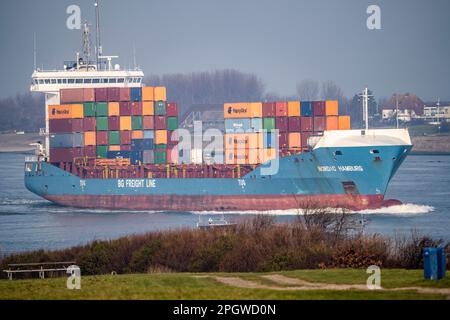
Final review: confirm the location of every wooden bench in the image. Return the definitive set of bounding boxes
[3,261,76,280]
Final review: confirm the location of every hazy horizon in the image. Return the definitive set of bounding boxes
[0,0,449,101]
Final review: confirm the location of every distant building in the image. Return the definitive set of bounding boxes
[381,93,424,122]
[423,102,450,123]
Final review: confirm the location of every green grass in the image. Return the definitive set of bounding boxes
[0,269,448,300]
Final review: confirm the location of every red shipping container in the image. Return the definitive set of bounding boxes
[275,102,288,117]
[119,102,132,116]
[278,132,288,148]
[120,131,132,145]
[108,116,120,131]
[155,116,167,130]
[167,146,178,164]
[60,88,84,104]
[143,116,155,130]
[313,116,326,132]
[288,117,301,132]
[83,146,97,157]
[83,88,95,102]
[275,117,288,132]
[131,102,143,115]
[119,88,130,101]
[95,88,108,102]
[49,118,83,133]
[121,145,131,151]
[166,102,178,116]
[107,87,120,101]
[313,101,326,116]
[96,131,109,145]
[50,147,83,163]
[301,117,313,132]
[83,117,96,132]
[301,132,312,147]
[168,130,179,145]
[262,102,276,117]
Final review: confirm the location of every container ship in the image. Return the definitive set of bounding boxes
[24,20,412,212]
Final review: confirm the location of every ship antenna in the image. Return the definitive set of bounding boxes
[133,42,137,70]
[33,32,37,71]
[395,94,399,129]
[359,87,372,130]
[82,23,92,65]
[94,0,102,70]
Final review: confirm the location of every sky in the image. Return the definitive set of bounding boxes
[0,0,449,101]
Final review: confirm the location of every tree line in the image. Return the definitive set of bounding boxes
[0,70,377,132]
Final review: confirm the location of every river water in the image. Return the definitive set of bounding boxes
[0,152,448,255]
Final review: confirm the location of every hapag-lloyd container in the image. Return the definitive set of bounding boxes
[225,118,251,133]
[224,103,261,118]
[48,104,84,119]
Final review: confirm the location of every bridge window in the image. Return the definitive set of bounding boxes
[84,79,92,83]
[57,79,62,84]
[109,78,117,83]
[92,79,100,83]
[100,78,108,83]
[38,79,44,84]
[62,79,67,84]
[118,78,125,83]
[51,79,56,84]
[75,79,83,84]
[68,79,75,84]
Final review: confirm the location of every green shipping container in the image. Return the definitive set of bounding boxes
[132,116,143,130]
[154,151,167,164]
[155,101,166,115]
[96,117,108,131]
[167,117,178,130]
[263,118,276,130]
[96,145,108,158]
[83,102,96,117]
[155,144,167,150]
[96,102,108,116]
[109,131,120,145]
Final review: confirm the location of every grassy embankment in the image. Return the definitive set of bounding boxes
[0,269,449,300]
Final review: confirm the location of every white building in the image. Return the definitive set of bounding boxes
[382,108,418,122]
[423,104,450,123]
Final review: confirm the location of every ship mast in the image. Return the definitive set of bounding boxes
[94,0,102,70]
[360,87,371,131]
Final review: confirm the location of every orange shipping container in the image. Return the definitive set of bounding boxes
[326,116,339,130]
[224,133,262,149]
[338,116,351,130]
[108,102,120,116]
[325,100,338,116]
[48,104,84,119]
[132,130,144,139]
[84,131,96,146]
[249,102,263,118]
[260,148,277,163]
[120,116,132,131]
[224,103,252,119]
[155,130,168,144]
[154,87,167,101]
[287,101,300,117]
[142,101,154,116]
[288,132,301,149]
[142,87,155,101]
[109,145,121,151]
[225,148,249,165]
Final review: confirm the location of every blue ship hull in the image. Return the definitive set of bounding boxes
[24,138,412,211]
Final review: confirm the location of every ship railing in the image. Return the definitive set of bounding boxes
[25,156,38,163]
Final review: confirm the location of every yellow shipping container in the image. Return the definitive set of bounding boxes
[155,130,168,144]
[224,133,263,149]
[287,101,300,117]
[48,104,84,119]
[108,102,120,116]
[142,101,154,116]
[132,130,144,139]
[109,145,121,151]
[84,131,96,146]
[224,103,253,119]
[142,87,155,101]
[120,116,132,131]
[154,87,167,101]
[325,100,339,116]
[338,116,351,130]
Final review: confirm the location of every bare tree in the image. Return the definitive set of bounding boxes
[296,79,319,100]
[321,80,344,101]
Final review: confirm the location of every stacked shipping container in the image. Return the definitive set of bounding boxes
[223,100,351,163]
[49,87,179,165]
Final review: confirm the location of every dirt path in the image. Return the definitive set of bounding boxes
[199,274,450,298]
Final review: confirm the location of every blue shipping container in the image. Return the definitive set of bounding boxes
[131,139,144,150]
[225,119,252,133]
[130,88,142,102]
[263,132,277,148]
[250,118,263,132]
[143,139,154,150]
[143,130,155,139]
[50,133,84,148]
[301,102,313,116]
[130,151,143,165]
[107,151,131,159]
